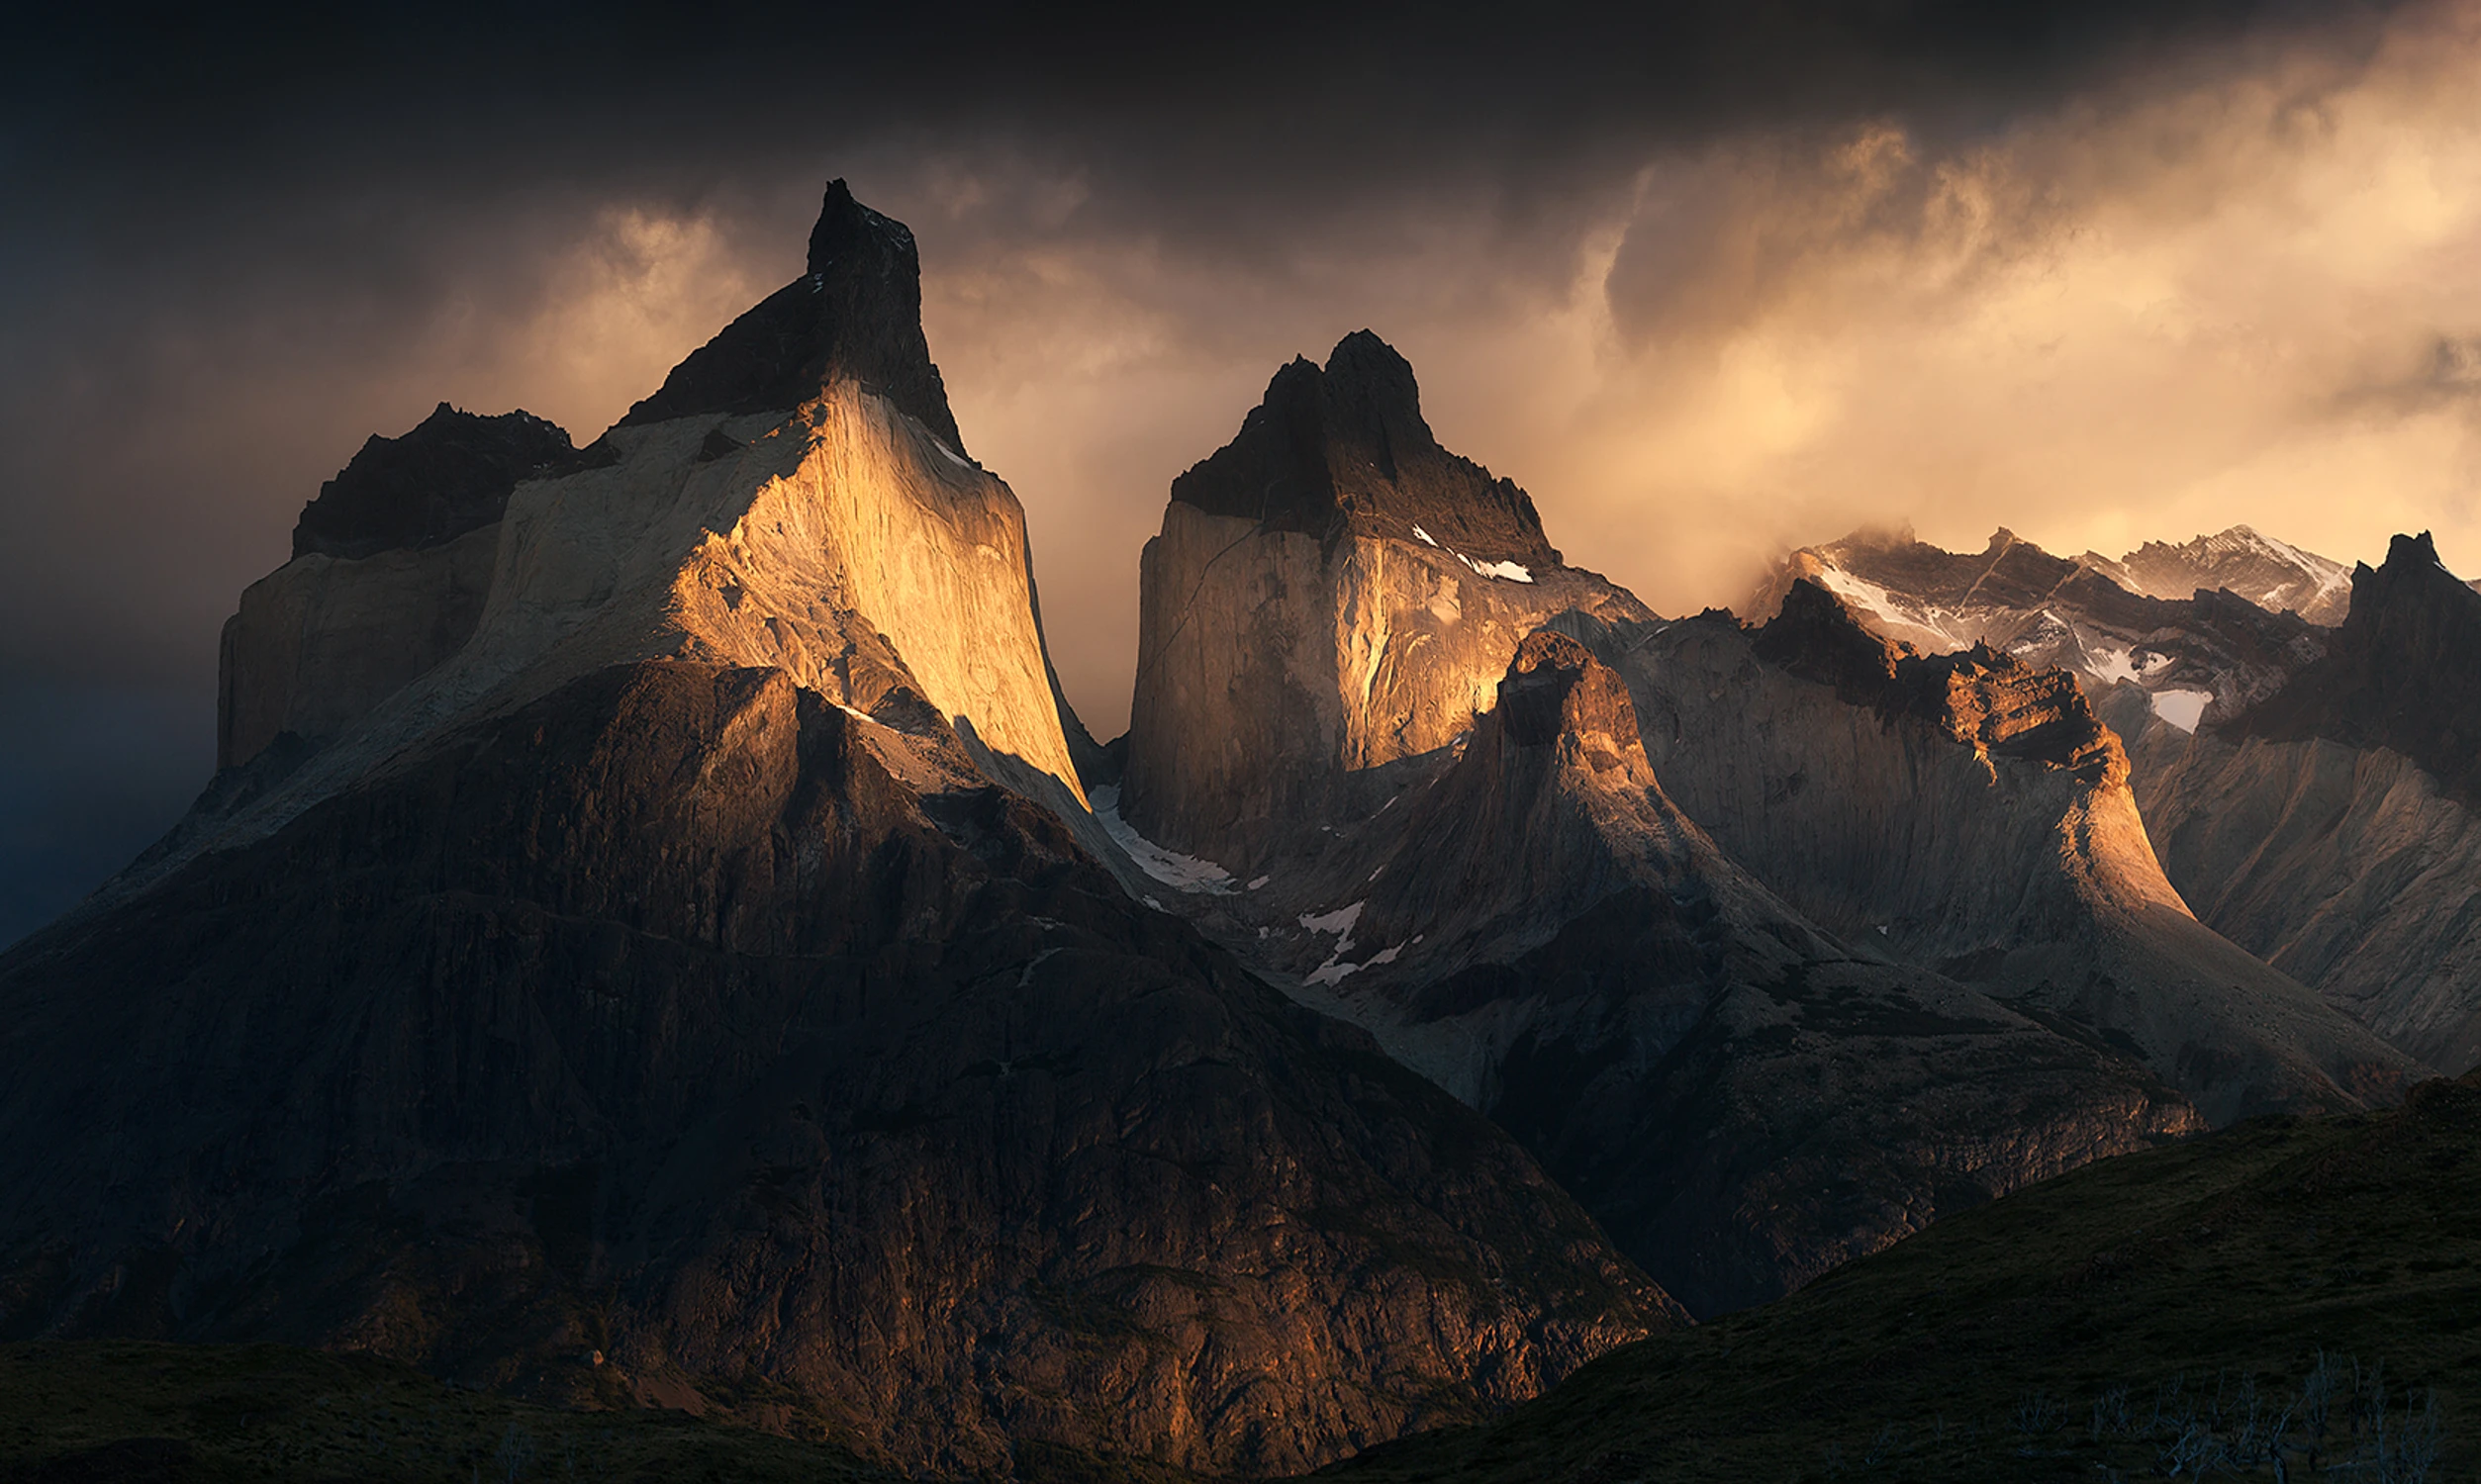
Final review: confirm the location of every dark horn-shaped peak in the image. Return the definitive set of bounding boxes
[617,180,963,452]
[1168,330,1559,566]
[2238,530,2481,804]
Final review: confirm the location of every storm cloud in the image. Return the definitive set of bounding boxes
[1,0,2465,942]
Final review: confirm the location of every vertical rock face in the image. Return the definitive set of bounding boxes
[218,523,500,770]
[2138,533,2481,1070]
[1121,331,1650,869]
[5,187,1684,1476]
[1110,352,2204,1320]
[219,405,591,770]
[2232,532,2481,804]
[1136,628,2196,1316]
[1570,583,2422,1123]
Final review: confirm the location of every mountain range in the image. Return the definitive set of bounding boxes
[3,183,2475,1480]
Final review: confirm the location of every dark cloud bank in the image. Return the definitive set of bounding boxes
[0,0,2453,944]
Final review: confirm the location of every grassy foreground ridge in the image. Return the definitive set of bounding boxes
[1321,1072,2481,1481]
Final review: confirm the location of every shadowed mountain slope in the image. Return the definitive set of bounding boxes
[1114,352,2205,1318]
[2142,534,2481,1072]
[1562,584,2423,1124]
[0,188,1677,1479]
[1267,632,2197,1316]
[1747,521,2481,1075]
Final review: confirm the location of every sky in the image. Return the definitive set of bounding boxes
[4,0,2478,945]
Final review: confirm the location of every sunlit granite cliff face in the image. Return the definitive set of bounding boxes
[1119,331,1652,871]
[0,186,1675,1477]
[220,404,594,771]
[1114,354,2211,1317]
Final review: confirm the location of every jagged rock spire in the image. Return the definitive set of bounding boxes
[1169,329,1558,565]
[2238,530,2481,804]
[291,403,580,560]
[618,180,964,451]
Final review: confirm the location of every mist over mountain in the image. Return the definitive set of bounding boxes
[8,10,2481,1478]
[7,0,2478,949]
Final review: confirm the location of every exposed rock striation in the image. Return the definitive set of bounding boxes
[2137,534,2481,1070]
[7,186,1683,1476]
[1120,332,1650,870]
[1744,524,2333,749]
[1566,583,2423,1123]
[0,660,1670,1476]
[1248,631,2199,1315]
[2089,524,2353,626]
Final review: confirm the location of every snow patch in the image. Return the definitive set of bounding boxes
[1455,551,1535,583]
[2151,689,2213,732]
[1410,522,1533,581]
[2085,645,2139,686]
[1298,902,1365,937]
[1247,875,1271,891]
[1305,961,1363,986]
[1090,785,1236,893]
[1812,565,1982,651]
[1369,945,1402,966]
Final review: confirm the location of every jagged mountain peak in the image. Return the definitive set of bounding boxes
[1498,630,1638,749]
[2321,529,2475,657]
[805,176,912,274]
[1168,329,1558,566]
[2237,529,2481,807]
[1751,577,1903,695]
[2110,523,2351,623]
[2363,528,2451,582]
[291,403,583,561]
[618,180,962,451]
[1755,579,2119,781]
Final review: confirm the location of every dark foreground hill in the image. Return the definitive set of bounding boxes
[15,1075,2478,1483]
[0,1342,918,1484]
[1321,1072,2481,1482]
